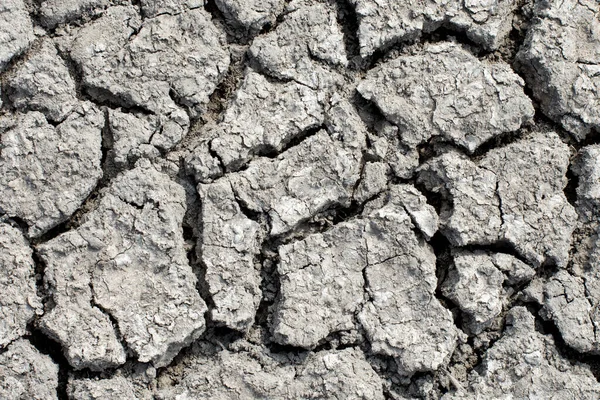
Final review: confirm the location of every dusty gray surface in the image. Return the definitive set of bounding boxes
[0,105,103,238]
[5,39,77,123]
[228,129,361,236]
[350,0,520,57]
[2,0,600,399]
[358,42,534,152]
[37,160,206,370]
[358,188,457,375]
[516,0,600,140]
[0,224,42,348]
[248,0,347,89]
[38,0,108,28]
[210,69,325,171]
[418,131,576,268]
[0,339,59,400]
[0,0,34,72]
[215,0,284,33]
[198,179,262,331]
[443,307,600,399]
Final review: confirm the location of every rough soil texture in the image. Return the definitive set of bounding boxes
[2,0,600,399]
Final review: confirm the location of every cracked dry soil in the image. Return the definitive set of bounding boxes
[1,0,600,398]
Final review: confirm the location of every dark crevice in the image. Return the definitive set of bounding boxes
[310,327,366,352]
[364,25,482,72]
[334,0,361,69]
[350,153,369,198]
[0,84,10,112]
[195,46,247,127]
[53,45,86,104]
[253,254,279,330]
[258,21,273,35]
[4,216,30,235]
[565,164,580,208]
[355,85,529,169]
[26,326,70,400]
[423,26,482,55]
[416,136,449,167]
[413,180,444,216]
[456,241,532,268]
[192,257,217,322]
[364,354,405,394]
[327,200,366,226]
[154,327,245,379]
[253,226,284,337]
[352,90,387,135]
[483,0,534,66]
[266,342,310,357]
[190,206,218,317]
[430,233,465,331]
[469,128,529,159]
[31,220,73,246]
[203,0,252,45]
[514,65,581,148]
[257,124,327,159]
[167,88,192,121]
[85,86,155,116]
[462,324,505,377]
[214,123,329,173]
[207,140,226,173]
[536,258,561,280]
[0,37,44,85]
[31,249,53,312]
[577,128,600,148]
[100,107,119,181]
[31,182,103,245]
[256,5,292,37]
[208,326,245,345]
[231,193,262,225]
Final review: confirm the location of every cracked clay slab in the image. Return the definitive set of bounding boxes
[38,160,206,370]
[210,69,325,171]
[156,341,385,399]
[516,0,600,140]
[228,129,361,236]
[64,4,229,120]
[441,251,534,334]
[358,193,457,375]
[443,307,600,399]
[0,223,42,348]
[0,105,103,238]
[418,131,576,268]
[0,0,34,72]
[248,0,347,89]
[350,0,520,57]
[4,0,600,397]
[197,179,263,331]
[5,39,78,123]
[0,339,59,400]
[214,0,285,33]
[358,42,534,153]
[271,182,455,373]
[273,183,441,351]
[38,0,109,28]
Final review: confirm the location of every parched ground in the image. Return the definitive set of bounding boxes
[1,0,600,399]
